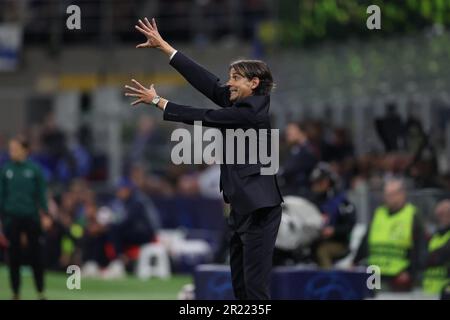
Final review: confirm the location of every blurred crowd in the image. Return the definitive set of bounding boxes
[274,103,449,296]
[0,110,223,278]
[0,101,449,296]
[278,103,448,196]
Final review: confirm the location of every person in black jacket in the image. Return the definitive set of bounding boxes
[125,18,283,300]
[374,103,406,152]
[102,178,155,279]
[309,163,356,268]
[278,121,318,196]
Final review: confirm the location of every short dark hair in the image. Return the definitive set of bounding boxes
[229,60,274,95]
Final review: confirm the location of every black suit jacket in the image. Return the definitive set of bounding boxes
[163,51,283,214]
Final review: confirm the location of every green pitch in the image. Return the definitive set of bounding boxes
[0,265,192,300]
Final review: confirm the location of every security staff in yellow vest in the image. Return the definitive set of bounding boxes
[423,200,450,297]
[353,179,425,291]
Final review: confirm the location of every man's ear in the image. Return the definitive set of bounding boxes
[250,77,260,90]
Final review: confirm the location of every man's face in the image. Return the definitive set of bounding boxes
[116,187,131,201]
[85,203,97,220]
[285,124,298,145]
[312,178,330,194]
[435,201,450,227]
[9,140,27,162]
[383,182,406,212]
[227,68,259,102]
[285,124,305,145]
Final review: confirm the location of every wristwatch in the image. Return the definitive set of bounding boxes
[151,95,161,106]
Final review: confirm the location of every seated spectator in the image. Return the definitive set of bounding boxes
[309,163,356,268]
[81,199,109,276]
[102,178,156,279]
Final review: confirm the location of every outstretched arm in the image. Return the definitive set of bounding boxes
[163,102,253,129]
[169,52,231,108]
[134,18,231,108]
[124,80,251,129]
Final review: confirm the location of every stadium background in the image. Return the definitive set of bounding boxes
[0,0,449,299]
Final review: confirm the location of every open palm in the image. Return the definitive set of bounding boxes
[135,17,165,49]
[124,79,157,106]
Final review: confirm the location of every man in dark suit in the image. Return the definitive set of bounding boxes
[125,18,283,300]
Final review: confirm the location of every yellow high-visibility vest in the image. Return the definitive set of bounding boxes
[368,203,416,276]
[423,230,450,294]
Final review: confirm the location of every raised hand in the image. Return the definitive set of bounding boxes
[124,79,157,106]
[134,18,176,56]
